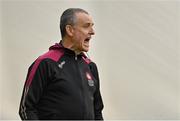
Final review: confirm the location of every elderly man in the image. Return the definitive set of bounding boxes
[19,8,104,120]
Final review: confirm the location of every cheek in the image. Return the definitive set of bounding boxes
[75,32,85,41]
[73,33,84,47]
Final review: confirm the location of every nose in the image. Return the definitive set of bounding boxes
[90,27,95,35]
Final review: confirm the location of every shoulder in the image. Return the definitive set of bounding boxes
[81,53,98,70]
[29,49,64,71]
[89,62,98,73]
[38,49,64,62]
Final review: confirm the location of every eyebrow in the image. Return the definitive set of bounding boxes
[84,22,94,26]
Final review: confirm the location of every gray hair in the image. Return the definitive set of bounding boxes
[60,8,89,38]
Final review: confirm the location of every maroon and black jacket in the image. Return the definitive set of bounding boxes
[19,43,104,120]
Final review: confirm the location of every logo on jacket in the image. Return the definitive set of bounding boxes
[86,72,94,86]
[58,61,65,69]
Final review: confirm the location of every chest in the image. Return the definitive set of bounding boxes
[48,56,97,95]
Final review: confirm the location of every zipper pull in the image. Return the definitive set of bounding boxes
[75,56,78,60]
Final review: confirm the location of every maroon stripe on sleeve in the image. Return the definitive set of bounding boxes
[25,49,64,87]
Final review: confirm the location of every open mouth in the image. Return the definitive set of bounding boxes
[84,37,91,42]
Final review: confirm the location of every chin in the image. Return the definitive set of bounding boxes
[82,46,89,52]
[84,50,89,52]
[83,48,89,52]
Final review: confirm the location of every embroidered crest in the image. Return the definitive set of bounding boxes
[86,72,94,86]
[58,61,65,69]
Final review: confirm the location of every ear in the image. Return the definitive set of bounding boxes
[65,25,74,37]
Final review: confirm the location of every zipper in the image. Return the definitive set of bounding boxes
[74,55,86,119]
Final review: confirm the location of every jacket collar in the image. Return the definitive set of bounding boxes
[49,41,84,57]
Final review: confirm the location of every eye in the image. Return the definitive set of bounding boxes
[83,23,94,29]
[83,24,90,28]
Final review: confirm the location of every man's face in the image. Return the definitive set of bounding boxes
[71,12,95,53]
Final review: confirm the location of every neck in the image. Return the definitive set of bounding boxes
[61,38,81,55]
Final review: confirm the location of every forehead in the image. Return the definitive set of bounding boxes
[75,12,94,24]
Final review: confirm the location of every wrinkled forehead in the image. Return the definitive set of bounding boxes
[74,12,94,25]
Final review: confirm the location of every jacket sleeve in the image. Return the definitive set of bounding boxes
[19,58,51,120]
[89,62,104,120]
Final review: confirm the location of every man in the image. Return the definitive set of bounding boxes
[19,8,104,120]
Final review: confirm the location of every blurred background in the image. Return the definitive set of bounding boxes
[0,0,180,120]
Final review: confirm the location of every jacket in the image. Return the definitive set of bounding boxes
[19,43,104,120]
